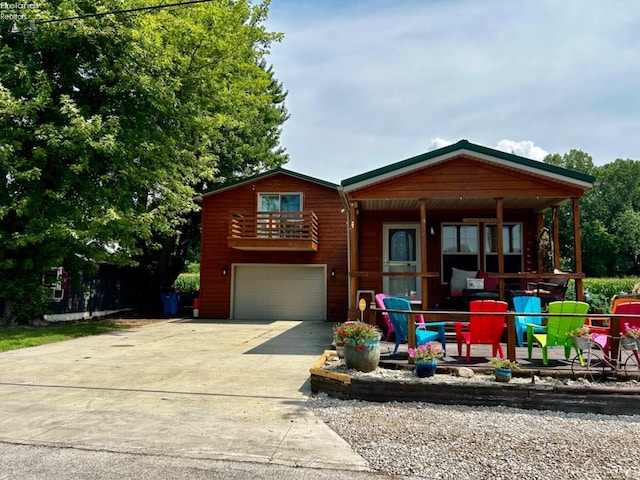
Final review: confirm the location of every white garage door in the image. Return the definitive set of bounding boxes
[232,265,326,320]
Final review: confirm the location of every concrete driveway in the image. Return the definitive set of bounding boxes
[0,319,368,471]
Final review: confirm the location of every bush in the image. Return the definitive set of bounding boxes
[173,273,199,294]
[571,277,639,313]
[583,277,638,298]
[184,262,200,274]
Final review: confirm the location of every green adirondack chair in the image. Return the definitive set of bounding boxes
[527,300,590,365]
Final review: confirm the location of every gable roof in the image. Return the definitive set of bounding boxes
[341,139,597,192]
[201,167,338,197]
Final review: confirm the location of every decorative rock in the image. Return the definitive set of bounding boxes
[308,394,640,479]
[457,367,475,378]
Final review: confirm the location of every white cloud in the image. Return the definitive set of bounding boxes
[428,138,455,151]
[495,140,549,161]
[427,138,548,162]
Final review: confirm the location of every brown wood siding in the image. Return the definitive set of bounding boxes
[356,209,540,308]
[351,156,586,199]
[199,173,348,320]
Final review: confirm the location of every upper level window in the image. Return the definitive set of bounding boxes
[257,193,303,238]
[258,193,302,212]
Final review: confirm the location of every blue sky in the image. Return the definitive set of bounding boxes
[264,0,640,184]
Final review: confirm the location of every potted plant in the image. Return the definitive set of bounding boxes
[340,321,382,372]
[332,321,356,357]
[408,342,444,378]
[566,326,593,351]
[621,324,640,350]
[490,358,521,383]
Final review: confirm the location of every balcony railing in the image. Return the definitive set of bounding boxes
[227,211,319,251]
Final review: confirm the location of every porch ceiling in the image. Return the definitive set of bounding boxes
[355,196,570,212]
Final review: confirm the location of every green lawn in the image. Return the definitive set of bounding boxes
[0,321,130,353]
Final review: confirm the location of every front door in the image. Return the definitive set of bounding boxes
[383,223,421,300]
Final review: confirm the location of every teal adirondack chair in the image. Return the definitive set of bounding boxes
[382,296,446,356]
[513,296,544,347]
[527,300,590,365]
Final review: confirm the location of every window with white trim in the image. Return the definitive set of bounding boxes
[441,223,523,282]
[442,224,479,281]
[484,224,523,272]
[257,193,303,238]
[258,193,302,212]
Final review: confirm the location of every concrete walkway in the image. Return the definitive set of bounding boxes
[0,319,369,471]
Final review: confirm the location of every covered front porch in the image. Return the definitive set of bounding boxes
[339,140,598,314]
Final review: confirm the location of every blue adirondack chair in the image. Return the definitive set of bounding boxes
[382,296,446,356]
[512,296,544,347]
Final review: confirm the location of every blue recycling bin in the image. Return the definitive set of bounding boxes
[161,292,179,317]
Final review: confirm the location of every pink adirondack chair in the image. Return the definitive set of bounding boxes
[590,301,640,355]
[455,300,508,362]
[374,293,395,341]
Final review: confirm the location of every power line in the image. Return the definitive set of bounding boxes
[34,0,216,25]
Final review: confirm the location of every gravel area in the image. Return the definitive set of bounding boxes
[308,358,640,479]
[308,395,640,479]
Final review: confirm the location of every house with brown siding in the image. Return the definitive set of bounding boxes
[199,140,597,322]
[340,139,597,313]
[198,168,348,321]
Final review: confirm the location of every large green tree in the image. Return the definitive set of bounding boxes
[544,151,640,277]
[588,160,640,275]
[543,150,596,272]
[0,0,288,323]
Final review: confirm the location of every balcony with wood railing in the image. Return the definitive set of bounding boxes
[227,211,319,251]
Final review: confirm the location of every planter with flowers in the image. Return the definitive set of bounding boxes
[340,321,382,372]
[621,324,640,351]
[408,342,444,378]
[333,321,356,358]
[490,358,521,383]
[566,326,593,351]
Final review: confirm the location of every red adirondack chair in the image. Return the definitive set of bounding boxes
[455,300,508,362]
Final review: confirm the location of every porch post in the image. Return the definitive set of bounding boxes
[349,202,359,310]
[496,198,516,360]
[552,206,561,270]
[572,197,584,301]
[420,200,428,309]
[495,198,505,293]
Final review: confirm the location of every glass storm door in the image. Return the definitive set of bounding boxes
[383,224,421,299]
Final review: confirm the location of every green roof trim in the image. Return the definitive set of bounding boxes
[201,167,338,196]
[341,139,597,187]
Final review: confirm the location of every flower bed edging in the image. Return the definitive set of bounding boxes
[310,352,640,416]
